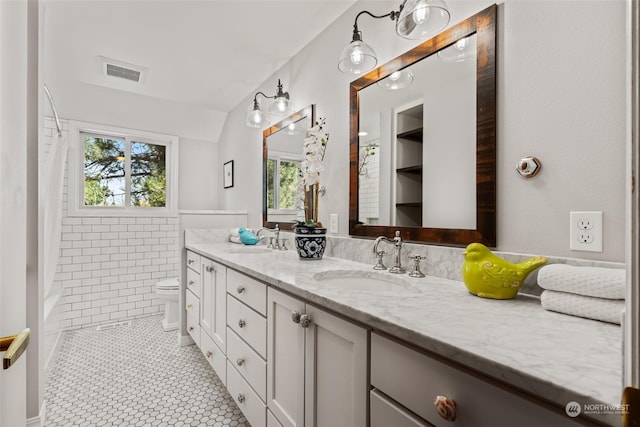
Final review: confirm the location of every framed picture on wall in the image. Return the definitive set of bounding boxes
[223,160,234,189]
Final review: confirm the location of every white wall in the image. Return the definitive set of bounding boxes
[218,0,627,262]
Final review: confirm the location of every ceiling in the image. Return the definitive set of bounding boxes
[43,0,357,115]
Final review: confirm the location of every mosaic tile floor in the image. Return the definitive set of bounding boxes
[45,315,248,426]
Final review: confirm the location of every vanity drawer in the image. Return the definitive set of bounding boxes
[227,360,266,427]
[370,389,432,427]
[227,295,267,358]
[227,327,266,401]
[185,289,200,346]
[227,269,267,316]
[186,250,201,273]
[371,333,579,427]
[200,330,226,385]
[186,267,201,298]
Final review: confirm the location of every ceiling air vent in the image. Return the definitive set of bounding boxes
[106,63,141,82]
[99,56,147,84]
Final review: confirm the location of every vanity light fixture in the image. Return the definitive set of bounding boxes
[245,79,293,128]
[338,0,450,75]
[377,70,414,90]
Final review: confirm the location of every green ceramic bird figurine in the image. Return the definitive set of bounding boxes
[462,243,548,299]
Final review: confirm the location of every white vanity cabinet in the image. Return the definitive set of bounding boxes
[185,250,201,346]
[267,287,367,427]
[226,269,269,427]
[200,257,227,384]
[370,333,583,427]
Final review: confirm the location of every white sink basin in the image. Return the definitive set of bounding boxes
[313,270,414,292]
[227,247,271,255]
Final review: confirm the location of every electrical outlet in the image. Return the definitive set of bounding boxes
[570,211,602,252]
[329,214,338,234]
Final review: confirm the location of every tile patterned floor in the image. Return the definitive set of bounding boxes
[45,315,248,426]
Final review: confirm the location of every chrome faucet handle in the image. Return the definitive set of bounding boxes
[267,237,274,249]
[373,251,387,270]
[280,238,288,251]
[408,255,426,278]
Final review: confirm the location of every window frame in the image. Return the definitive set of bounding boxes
[68,121,179,217]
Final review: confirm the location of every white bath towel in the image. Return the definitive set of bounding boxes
[540,290,624,325]
[537,264,625,300]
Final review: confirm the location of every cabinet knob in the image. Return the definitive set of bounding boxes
[299,314,311,328]
[237,394,245,404]
[188,280,194,286]
[205,265,214,273]
[434,395,457,422]
[186,304,192,309]
[238,319,246,328]
[236,285,246,294]
[236,357,245,366]
[291,311,301,324]
[188,326,194,332]
[188,259,194,265]
[206,351,213,358]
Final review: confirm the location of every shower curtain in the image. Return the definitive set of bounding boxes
[43,133,68,297]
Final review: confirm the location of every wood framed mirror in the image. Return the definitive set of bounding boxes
[263,104,315,229]
[349,4,496,247]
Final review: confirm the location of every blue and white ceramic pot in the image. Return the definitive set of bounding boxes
[293,226,326,260]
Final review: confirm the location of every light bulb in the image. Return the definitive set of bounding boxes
[455,38,469,51]
[389,71,402,81]
[350,45,364,65]
[412,0,430,25]
[275,98,287,113]
[252,109,263,124]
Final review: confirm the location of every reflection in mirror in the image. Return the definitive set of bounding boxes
[349,5,496,246]
[263,105,315,228]
[358,34,477,230]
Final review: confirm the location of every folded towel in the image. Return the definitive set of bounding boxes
[229,235,242,244]
[537,264,625,300]
[540,290,624,325]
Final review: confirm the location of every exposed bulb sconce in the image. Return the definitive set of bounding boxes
[338,0,450,75]
[245,79,293,128]
[377,70,414,90]
[437,35,476,62]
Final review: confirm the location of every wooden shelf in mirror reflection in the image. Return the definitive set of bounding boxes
[397,128,423,143]
[396,165,423,175]
[396,202,423,208]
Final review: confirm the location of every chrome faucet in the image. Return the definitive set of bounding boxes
[257,224,284,250]
[372,231,406,274]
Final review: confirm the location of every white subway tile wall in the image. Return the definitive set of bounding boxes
[43,117,179,330]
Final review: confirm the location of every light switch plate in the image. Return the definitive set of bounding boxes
[329,214,338,234]
[570,211,603,252]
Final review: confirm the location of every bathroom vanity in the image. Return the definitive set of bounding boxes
[182,239,621,427]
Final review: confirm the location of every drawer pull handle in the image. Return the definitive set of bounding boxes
[236,285,246,294]
[206,351,213,358]
[238,319,246,328]
[291,311,301,324]
[188,259,195,265]
[186,304,192,309]
[434,395,457,422]
[237,394,245,404]
[205,265,214,273]
[188,326,194,332]
[188,280,194,286]
[236,357,245,366]
[299,314,311,328]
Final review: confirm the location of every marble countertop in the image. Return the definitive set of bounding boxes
[186,242,622,425]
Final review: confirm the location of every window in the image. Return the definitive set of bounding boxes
[69,121,178,216]
[267,157,301,212]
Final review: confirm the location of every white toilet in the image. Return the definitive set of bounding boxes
[156,277,179,331]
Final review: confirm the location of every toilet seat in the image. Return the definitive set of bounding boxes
[156,277,179,291]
